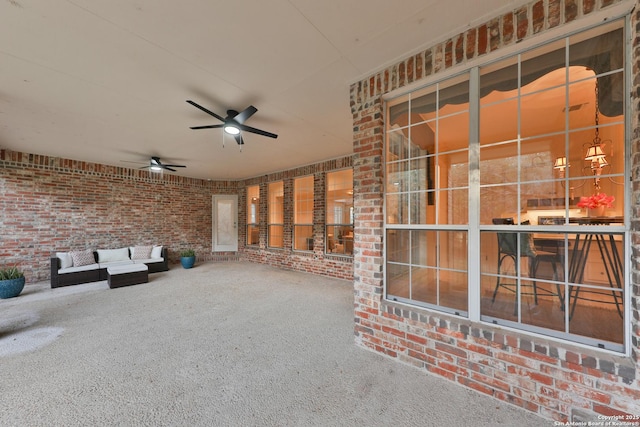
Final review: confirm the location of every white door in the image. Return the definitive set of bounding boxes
[212,195,238,252]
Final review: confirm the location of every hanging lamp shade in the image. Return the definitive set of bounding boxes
[553,157,568,171]
[584,144,606,161]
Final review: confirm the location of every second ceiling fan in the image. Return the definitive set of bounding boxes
[140,156,186,172]
[186,100,278,145]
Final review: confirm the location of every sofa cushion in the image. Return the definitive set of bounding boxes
[97,248,130,263]
[59,263,100,274]
[131,245,154,260]
[99,260,134,269]
[70,250,95,267]
[132,258,164,265]
[150,245,163,259]
[107,263,148,275]
[56,252,73,269]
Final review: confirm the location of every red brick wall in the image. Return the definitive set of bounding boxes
[0,150,235,282]
[240,157,354,281]
[351,0,639,422]
[0,149,353,283]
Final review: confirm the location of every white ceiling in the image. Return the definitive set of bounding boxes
[0,0,530,180]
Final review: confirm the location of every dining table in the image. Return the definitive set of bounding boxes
[533,216,624,319]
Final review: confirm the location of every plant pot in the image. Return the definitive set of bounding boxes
[0,277,25,299]
[180,256,195,269]
[588,205,605,217]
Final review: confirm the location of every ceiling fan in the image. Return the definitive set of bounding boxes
[139,157,186,172]
[186,100,278,145]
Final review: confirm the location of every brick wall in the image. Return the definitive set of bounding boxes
[351,0,639,422]
[0,149,353,283]
[0,150,235,282]
[240,157,354,281]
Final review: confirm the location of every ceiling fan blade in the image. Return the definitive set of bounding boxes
[139,166,149,170]
[190,124,224,130]
[163,164,186,168]
[238,124,278,139]
[163,166,177,172]
[121,160,147,165]
[234,105,258,124]
[234,134,244,145]
[186,100,226,122]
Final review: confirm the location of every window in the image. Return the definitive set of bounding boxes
[246,185,259,246]
[294,176,314,251]
[386,73,470,315]
[384,20,627,352]
[326,169,353,255]
[268,181,284,248]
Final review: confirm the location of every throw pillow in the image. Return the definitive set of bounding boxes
[97,247,130,263]
[70,250,95,267]
[56,252,73,269]
[131,245,154,260]
[150,245,163,259]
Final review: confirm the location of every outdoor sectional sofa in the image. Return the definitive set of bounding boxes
[50,245,168,288]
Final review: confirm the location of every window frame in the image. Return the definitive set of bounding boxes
[293,175,314,252]
[246,185,260,246]
[325,168,354,257]
[267,181,284,249]
[383,18,630,354]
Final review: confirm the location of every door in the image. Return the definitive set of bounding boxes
[213,195,238,252]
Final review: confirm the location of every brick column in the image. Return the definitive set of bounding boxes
[237,183,247,250]
[283,177,293,253]
[259,182,268,250]
[351,83,385,349]
[313,172,326,256]
[630,2,640,367]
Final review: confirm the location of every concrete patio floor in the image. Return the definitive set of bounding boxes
[0,261,548,426]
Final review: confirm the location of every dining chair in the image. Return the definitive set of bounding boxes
[491,218,564,314]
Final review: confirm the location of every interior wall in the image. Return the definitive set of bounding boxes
[350,0,639,422]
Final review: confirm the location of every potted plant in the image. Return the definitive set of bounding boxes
[179,249,196,269]
[0,265,25,299]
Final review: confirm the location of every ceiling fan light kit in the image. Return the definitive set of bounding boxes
[224,125,240,135]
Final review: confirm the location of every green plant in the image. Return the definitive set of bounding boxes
[180,249,195,258]
[0,266,24,280]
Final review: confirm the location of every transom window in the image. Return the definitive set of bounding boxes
[384,20,627,352]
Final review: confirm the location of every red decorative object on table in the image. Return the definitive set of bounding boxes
[577,192,615,209]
